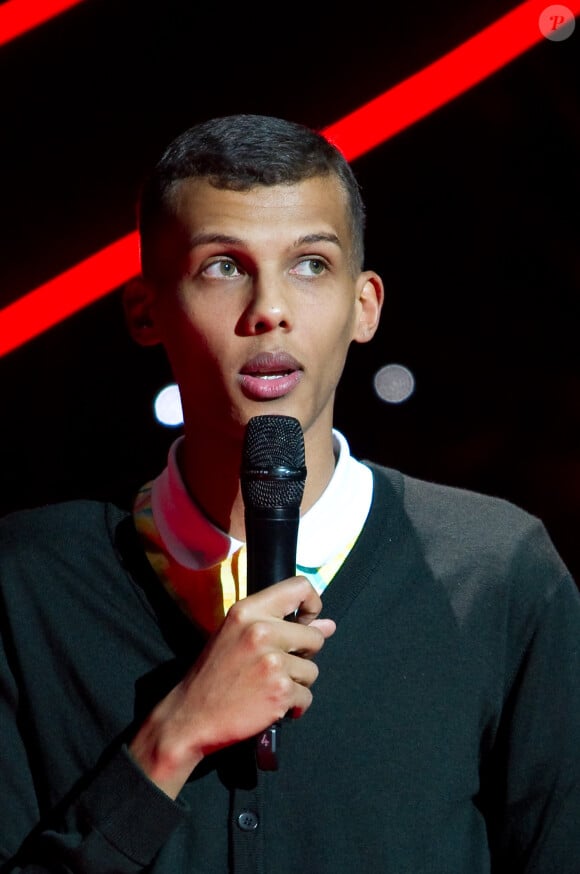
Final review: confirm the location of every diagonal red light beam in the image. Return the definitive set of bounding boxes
[0,235,141,356]
[0,0,578,357]
[325,0,580,161]
[0,0,86,48]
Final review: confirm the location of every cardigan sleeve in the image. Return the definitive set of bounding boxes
[0,654,186,872]
[0,507,187,872]
[483,567,580,873]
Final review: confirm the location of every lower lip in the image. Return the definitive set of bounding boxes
[239,371,303,401]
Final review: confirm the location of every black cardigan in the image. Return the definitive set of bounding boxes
[1,463,579,872]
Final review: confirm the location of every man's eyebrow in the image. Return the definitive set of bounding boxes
[187,231,342,249]
[189,232,244,248]
[293,233,341,248]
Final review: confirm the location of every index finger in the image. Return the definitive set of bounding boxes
[246,575,323,623]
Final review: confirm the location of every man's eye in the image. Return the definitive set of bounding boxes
[204,259,241,278]
[293,258,327,277]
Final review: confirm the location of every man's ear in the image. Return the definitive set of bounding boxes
[122,276,162,347]
[352,271,384,344]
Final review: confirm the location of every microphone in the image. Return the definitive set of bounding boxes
[241,414,307,770]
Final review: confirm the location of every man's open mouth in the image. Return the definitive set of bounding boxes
[239,352,303,399]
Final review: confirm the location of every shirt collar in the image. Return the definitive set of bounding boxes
[151,430,372,570]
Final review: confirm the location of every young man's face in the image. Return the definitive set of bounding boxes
[133,175,383,447]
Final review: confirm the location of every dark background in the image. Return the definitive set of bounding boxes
[1,1,579,580]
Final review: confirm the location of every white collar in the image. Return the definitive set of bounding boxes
[151,429,372,570]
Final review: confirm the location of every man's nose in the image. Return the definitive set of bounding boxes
[238,276,291,335]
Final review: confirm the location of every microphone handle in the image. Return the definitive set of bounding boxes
[245,505,299,770]
[245,506,299,593]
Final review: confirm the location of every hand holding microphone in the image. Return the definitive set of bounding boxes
[129,415,334,796]
[129,574,330,797]
[241,414,331,770]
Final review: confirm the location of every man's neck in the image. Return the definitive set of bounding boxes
[178,423,337,542]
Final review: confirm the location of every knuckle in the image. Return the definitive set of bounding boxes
[274,674,293,698]
[226,599,250,627]
[259,649,284,678]
[244,620,271,651]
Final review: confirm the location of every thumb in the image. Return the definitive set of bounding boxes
[307,617,336,639]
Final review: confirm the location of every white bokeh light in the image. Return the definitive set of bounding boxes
[373,363,415,404]
[154,383,183,427]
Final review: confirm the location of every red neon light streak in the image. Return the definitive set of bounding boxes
[0,235,140,357]
[0,0,85,48]
[0,0,577,357]
[325,0,580,161]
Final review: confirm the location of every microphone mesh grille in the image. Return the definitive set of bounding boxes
[242,415,306,509]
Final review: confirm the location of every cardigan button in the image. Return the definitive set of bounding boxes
[237,809,259,831]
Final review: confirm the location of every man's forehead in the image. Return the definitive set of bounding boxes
[163,176,350,243]
[168,175,347,216]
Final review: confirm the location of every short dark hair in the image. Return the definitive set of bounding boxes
[138,114,366,277]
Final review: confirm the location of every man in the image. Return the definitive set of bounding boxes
[1,114,579,872]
